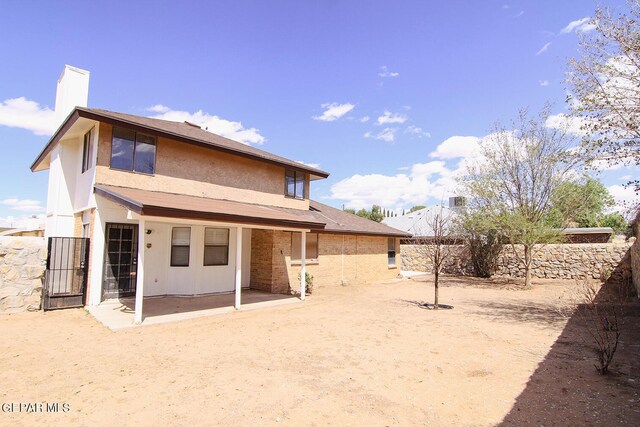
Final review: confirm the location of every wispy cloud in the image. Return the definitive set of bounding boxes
[536,42,551,56]
[539,80,549,87]
[376,110,407,125]
[514,10,524,18]
[561,17,596,34]
[148,105,265,145]
[404,125,431,138]
[312,102,355,122]
[0,198,45,213]
[364,128,397,142]
[360,116,370,123]
[295,160,320,169]
[0,97,57,136]
[378,66,399,78]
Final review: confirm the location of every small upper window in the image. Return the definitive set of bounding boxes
[110,127,156,174]
[285,170,306,199]
[82,128,94,173]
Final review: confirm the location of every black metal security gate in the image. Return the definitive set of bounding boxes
[43,237,90,310]
[102,223,138,299]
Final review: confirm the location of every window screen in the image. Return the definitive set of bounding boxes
[204,228,229,266]
[171,227,191,267]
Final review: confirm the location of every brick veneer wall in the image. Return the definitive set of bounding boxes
[249,230,400,293]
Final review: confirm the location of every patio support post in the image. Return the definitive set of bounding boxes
[300,231,306,301]
[235,226,242,309]
[134,218,145,324]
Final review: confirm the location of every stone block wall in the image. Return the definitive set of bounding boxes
[0,237,46,313]
[631,217,640,296]
[401,241,633,282]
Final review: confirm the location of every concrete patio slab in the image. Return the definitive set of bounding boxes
[87,290,300,330]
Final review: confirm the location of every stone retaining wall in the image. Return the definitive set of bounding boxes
[0,237,46,313]
[632,217,640,296]
[401,241,634,282]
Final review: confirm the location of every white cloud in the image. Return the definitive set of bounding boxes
[330,161,457,209]
[312,102,355,122]
[545,113,590,136]
[404,125,431,138]
[378,66,399,78]
[607,184,640,214]
[620,174,633,181]
[0,97,57,136]
[539,80,549,87]
[149,106,265,145]
[536,42,551,56]
[560,17,596,34]
[376,110,407,125]
[0,198,45,213]
[514,10,524,18]
[295,160,320,169]
[147,104,170,113]
[429,136,481,159]
[364,127,397,142]
[0,214,45,229]
[360,116,370,123]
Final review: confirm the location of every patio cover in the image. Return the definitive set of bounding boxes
[94,185,326,230]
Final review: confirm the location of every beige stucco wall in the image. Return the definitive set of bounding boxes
[95,123,309,210]
[250,230,399,293]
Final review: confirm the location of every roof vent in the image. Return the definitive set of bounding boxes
[184,121,201,129]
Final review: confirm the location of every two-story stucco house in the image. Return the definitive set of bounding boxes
[33,65,408,323]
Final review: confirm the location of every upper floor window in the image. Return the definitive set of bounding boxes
[82,128,94,173]
[111,127,156,174]
[285,170,305,199]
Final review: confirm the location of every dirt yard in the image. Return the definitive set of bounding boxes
[1,277,639,426]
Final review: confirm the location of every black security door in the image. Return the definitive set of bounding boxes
[102,223,138,299]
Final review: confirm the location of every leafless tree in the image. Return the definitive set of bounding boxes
[413,205,458,309]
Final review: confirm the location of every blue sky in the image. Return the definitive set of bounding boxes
[0,0,637,227]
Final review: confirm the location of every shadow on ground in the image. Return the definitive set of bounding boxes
[498,281,640,426]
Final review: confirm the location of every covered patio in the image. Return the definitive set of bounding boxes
[89,185,326,327]
[88,290,300,330]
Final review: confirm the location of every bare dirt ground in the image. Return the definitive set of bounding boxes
[1,277,639,426]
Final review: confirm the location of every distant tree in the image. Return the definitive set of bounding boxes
[352,205,384,223]
[343,208,356,215]
[546,178,614,228]
[460,107,577,287]
[599,212,631,235]
[567,1,640,202]
[409,205,426,213]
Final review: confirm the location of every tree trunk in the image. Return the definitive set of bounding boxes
[434,270,439,309]
[524,245,532,288]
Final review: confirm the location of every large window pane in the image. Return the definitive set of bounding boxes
[134,133,156,174]
[171,246,190,267]
[295,173,305,199]
[285,170,295,197]
[204,246,228,266]
[204,228,229,266]
[111,128,135,171]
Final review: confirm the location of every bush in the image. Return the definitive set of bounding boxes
[466,230,503,278]
[297,271,314,294]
